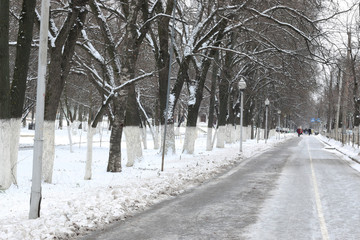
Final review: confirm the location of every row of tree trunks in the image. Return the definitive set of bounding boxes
[151,0,176,155]
[0,0,37,190]
[42,1,89,183]
[107,98,124,172]
[0,0,11,190]
[183,19,227,154]
[217,52,231,148]
[206,53,219,151]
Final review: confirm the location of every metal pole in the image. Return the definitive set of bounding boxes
[161,0,176,171]
[240,90,243,152]
[265,105,268,143]
[29,0,50,219]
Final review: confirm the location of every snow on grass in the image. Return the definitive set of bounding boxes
[0,127,293,240]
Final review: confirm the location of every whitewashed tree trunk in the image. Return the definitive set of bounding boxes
[269,129,276,138]
[67,124,73,153]
[154,125,160,149]
[84,126,95,180]
[225,124,232,143]
[216,125,226,148]
[211,128,218,149]
[79,126,82,148]
[183,126,197,154]
[236,124,240,141]
[161,124,176,155]
[98,120,103,147]
[0,120,12,190]
[260,129,264,140]
[10,118,21,185]
[42,121,55,183]
[242,126,248,141]
[141,127,147,150]
[246,126,251,140]
[124,126,143,167]
[206,127,213,151]
[229,124,236,143]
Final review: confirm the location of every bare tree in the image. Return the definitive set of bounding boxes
[42,0,89,183]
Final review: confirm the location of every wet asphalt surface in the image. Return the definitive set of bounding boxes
[79,136,360,239]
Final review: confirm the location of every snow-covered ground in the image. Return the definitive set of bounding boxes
[318,134,360,172]
[0,124,287,239]
[1,127,356,240]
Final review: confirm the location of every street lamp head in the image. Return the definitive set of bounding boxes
[278,110,281,114]
[238,78,247,90]
[265,98,270,106]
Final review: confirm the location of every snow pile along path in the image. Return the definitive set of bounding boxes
[0,128,294,240]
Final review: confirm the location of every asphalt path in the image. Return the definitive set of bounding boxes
[80,136,360,239]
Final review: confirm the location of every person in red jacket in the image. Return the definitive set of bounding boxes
[297,127,303,137]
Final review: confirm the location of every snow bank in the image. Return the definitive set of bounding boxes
[318,134,360,173]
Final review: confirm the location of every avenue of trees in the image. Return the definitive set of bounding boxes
[315,2,360,144]
[0,0,346,190]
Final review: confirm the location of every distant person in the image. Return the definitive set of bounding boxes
[308,128,311,135]
[297,127,303,137]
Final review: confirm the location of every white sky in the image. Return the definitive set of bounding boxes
[319,0,360,59]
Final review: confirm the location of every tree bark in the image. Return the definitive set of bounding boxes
[217,75,229,148]
[45,5,88,121]
[184,22,226,153]
[217,53,231,148]
[0,0,11,190]
[124,84,142,167]
[10,0,37,119]
[107,98,124,172]
[0,0,10,119]
[43,3,88,183]
[326,72,333,132]
[206,55,218,151]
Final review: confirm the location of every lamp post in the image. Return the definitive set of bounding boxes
[29,0,50,219]
[277,110,281,139]
[239,78,247,152]
[265,98,270,143]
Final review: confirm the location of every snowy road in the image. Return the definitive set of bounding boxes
[80,136,360,239]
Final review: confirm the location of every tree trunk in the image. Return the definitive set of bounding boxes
[151,0,176,155]
[10,0,37,119]
[0,0,11,190]
[59,102,64,129]
[78,104,84,129]
[341,33,352,145]
[335,68,342,140]
[124,84,142,167]
[154,103,160,149]
[183,37,225,153]
[67,122,74,153]
[43,5,88,183]
[107,98,124,172]
[217,65,229,148]
[141,121,147,150]
[0,0,10,119]
[0,120,11,190]
[327,72,333,132]
[84,125,95,180]
[206,56,218,151]
[10,119,21,185]
[8,0,37,186]
[42,121,55,183]
[161,123,176,155]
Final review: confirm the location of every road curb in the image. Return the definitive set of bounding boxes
[318,136,360,165]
